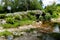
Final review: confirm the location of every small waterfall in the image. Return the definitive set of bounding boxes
[53,25,60,33]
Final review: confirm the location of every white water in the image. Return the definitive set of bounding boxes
[43,34,55,40]
[53,25,60,33]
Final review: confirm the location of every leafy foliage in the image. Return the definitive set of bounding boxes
[0,31,12,36]
[20,20,33,26]
[0,14,6,19]
[45,3,56,15]
[45,3,60,18]
[45,13,51,21]
[2,12,36,28]
[6,18,15,24]
[2,24,12,28]
[14,15,22,20]
[0,0,43,13]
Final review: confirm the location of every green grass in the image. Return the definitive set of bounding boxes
[2,24,13,28]
[20,20,33,26]
[0,31,12,36]
[2,23,20,28]
[2,20,33,28]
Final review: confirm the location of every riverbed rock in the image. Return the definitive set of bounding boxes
[0,19,6,24]
[51,18,60,23]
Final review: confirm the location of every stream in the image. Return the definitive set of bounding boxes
[7,24,60,40]
[0,24,60,40]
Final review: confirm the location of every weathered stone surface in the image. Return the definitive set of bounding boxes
[13,31,42,40]
[0,19,6,24]
[51,18,60,23]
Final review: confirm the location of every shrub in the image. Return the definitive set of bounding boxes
[27,12,35,16]
[0,32,3,36]
[6,15,13,18]
[3,20,33,28]
[12,22,20,28]
[0,14,6,19]
[45,13,51,21]
[6,18,15,24]
[21,14,29,21]
[27,13,36,20]
[20,20,33,26]
[2,23,20,28]
[0,31,12,36]
[3,31,12,36]
[39,16,43,21]
[14,15,22,20]
[2,22,20,28]
[0,6,4,13]
[52,12,59,18]
[2,24,13,28]
[29,15,36,20]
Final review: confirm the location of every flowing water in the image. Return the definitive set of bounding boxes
[53,24,60,33]
[42,34,55,40]
[6,24,60,40]
[7,31,60,40]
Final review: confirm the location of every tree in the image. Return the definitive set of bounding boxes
[0,0,43,13]
[45,2,60,18]
[39,0,43,9]
[2,0,12,13]
[29,0,43,10]
[0,6,4,13]
[45,3,56,15]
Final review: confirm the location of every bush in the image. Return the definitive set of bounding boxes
[29,15,36,20]
[21,14,29,21]
[14,15,22,20]
[2,20,33,28]
[3,31,12,36]
[0,14,6,19]
[2,22,20,28]
[52,11,59,18]
[2,24,13,28]
[6,18,15,24]
[39,16,43,21]
[2,23,20,28]
[27,12,35,16]
[0,6,4,13]
[27,13,36,20]
[6,15,13,18]
[12,22,20,28]
[20,20,33,26]
[0,31,12,36]
[45,13,51,21]
[0,32,3,36]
